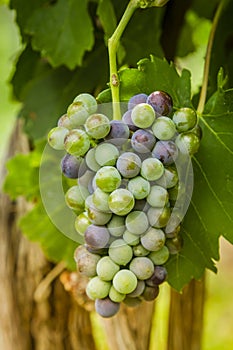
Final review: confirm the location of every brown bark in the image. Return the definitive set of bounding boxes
[101,301,155,350]
[167,277,205,350]
[0,121,96,350]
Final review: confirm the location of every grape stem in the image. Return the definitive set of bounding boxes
[108,0,140,120]
[197,0,225,115]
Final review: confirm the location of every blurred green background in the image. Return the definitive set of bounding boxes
[0,4,232,349]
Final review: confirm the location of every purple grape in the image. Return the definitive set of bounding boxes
[141,285,159,301]
[84,224,110,249]
[61,153,86,179]
[105,120,130,145]
[152,140,178,165]
[147,91,173,116]
[131,129,156,153]
[95,298,120,318]
[122,110,138,131]
[146,266,167,286]
[128,93,148,110]
[84,244,108,256]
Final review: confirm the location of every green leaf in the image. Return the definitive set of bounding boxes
[97,0,117,42]
[24,0,94,69]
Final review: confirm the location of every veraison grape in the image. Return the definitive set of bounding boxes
[47,89,201,318]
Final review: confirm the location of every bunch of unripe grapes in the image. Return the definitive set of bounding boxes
[48,90,200,318]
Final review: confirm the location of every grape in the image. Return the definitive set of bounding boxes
[85,244,108,256]
[109,285,126,302]
[73,93,98,114]
[146,266,167,286]
[125,211,149,235]
[74,246,100,277]
[128,176,150,200]
[149,246,170,265]
[147,206,171,228]
[107,215,125,237]
[61,153,83,179]
[64,129,90,156]
[127,280,145,297]
[109,239,133,266]
[128,93,148,110]
[105,120,130,145]
[65,185,89,214]
[172,107,197,133]
[67,101,89,126]
[155,167,178,188]
[123,230,140,246]
[146,90,173,116]
[108,189,135,216]
[75,212,91,235]
[166,235,183,254]
[129,257,154,280]
[85,113,110,139]
[141,285,159,301]
[152,140,178,165]
[84,224,110,249]
[141,158,164,181]
[48,126,69,150]
[133,199,149,211]
[57,114,73,129]
[165,224,181,238]
[95,142,119,166]
[131,129,156,153]
[87,199,112,225]
[95,166,121,193]
[123,297,142,307]
[133,244,149,257]
[92,187,110,213]
[116,152,141,178]
[78,170,95,190]
[152,117,176,140]
[146,185,168,207]
[85,148,101,172]
[131,103,155,128]
[141,228,165,251]
[86,276,111,300]
[96,256,120,281]
[122,110,138,131]
[175,132,200,155]
[113,269,137,294]
[95,298,120,318]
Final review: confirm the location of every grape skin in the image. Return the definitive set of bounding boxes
[128,176,150,200]
[48,126,69,150]
[122,110,138,131]
[96,256,120,281]
[74,246,100,277]
[141,228,166,251]
[95,298,120,318]
[105,120,130,145]
[108,189,135,216]
[146,265,167,286]
[128,93,148,110]
[131,103,155,128]
[61,153,83,179]
[146,90,173,116]
[84,224,110,249]
[152,140,178,165]
[73,93,98,114]
[85,113,110,139]
[86,276,111,300]
[125,210,149,235]
[95,166,121,193]
[129,257,154,280]
[107,215,125,237]
[113,269,138,294]
[108,239,133,266]
[109,286,126,302]
[131,129,156,153]
[64,129,90,156]
[95,142,119,166]
[149,246,170,265]
[116,152,142,179]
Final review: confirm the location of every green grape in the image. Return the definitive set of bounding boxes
[146,185,168,207]
[141,227,165,251]
[85,148,101,172]
[129,257,154,280]
[92,187,110,213]
[175,132,200,155]
[123,230,140,246]
[141,158,164,181]
[133,244,150,257]
[95,142,119,166]
[48,126,69,150]
[152,117,176,140]
[67,101,89,126]
[172,107,197,133]
[64,129,90,156]
[96,256,120,281]
[108,189,135,216]
[155,167,178,189]
[86,276,111,300]
[109,239,133,266]
[109,285,126,302]
[57,114,73,129]
[107,215,125,237]
[73,93,98,114]
[149,245,170,265]
[87,197,112,225]
[147,206,171,228]
[131,103,155,128]
[125,211,149,235]
[85,113,110,139]
[116,152,142,179]
[65,185,89,214]
[127,176,150,199]
[113,269,137,294]
[75,211,91,235]
[95,166,121,193]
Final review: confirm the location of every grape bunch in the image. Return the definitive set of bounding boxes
[48,90,200,318]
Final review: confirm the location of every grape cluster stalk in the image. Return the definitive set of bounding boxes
[48,91,201,318]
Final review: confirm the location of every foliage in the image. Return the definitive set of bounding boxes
[3,0,233,291]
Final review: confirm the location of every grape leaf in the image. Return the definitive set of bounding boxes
[97,0,117,42]
[22,0,94,69]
